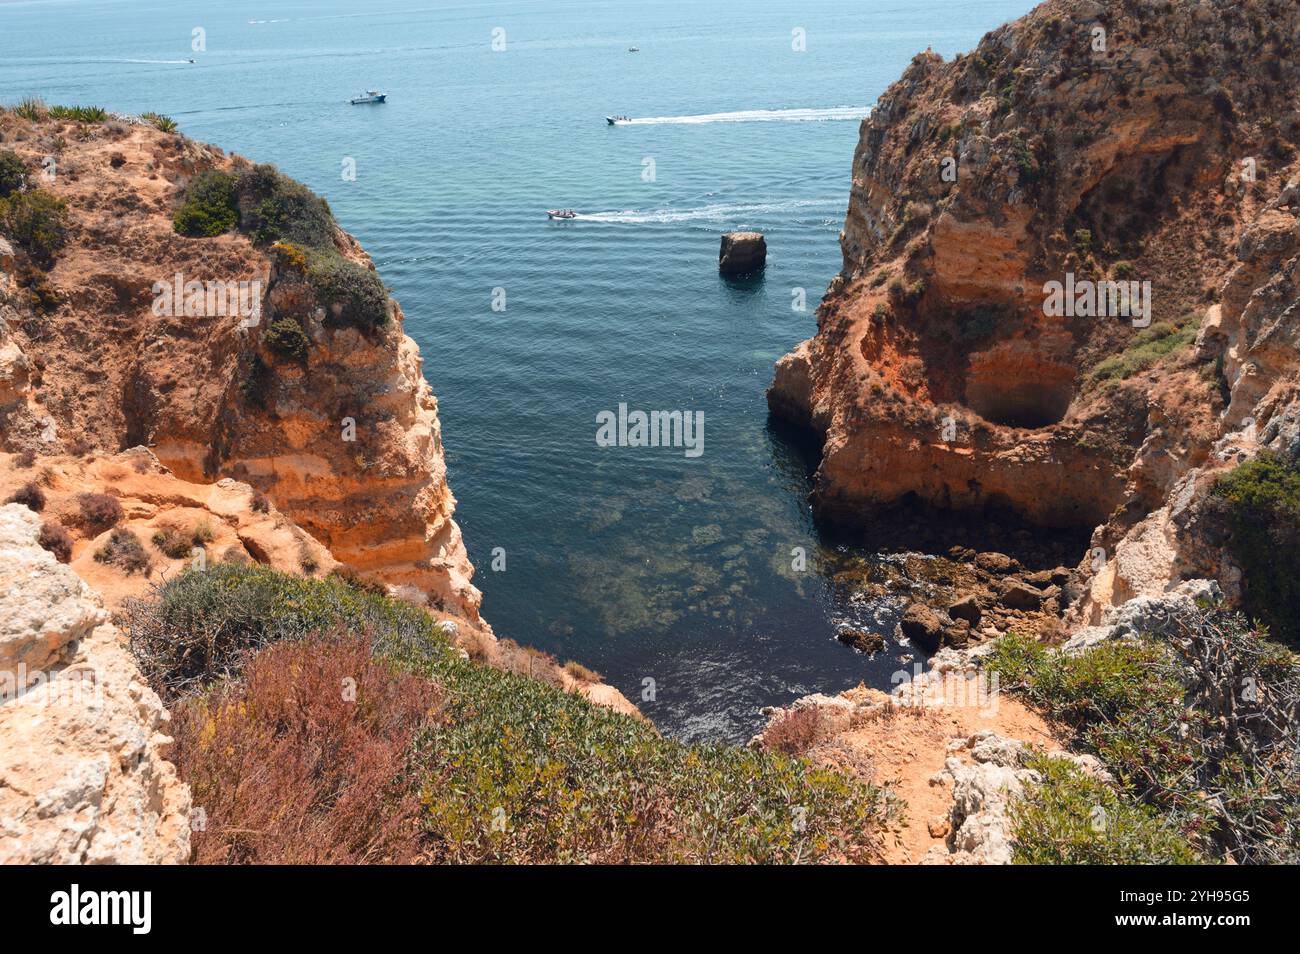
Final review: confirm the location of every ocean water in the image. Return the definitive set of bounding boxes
[1,0,1037,741]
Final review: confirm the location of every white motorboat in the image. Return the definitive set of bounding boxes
[547,209,578,219]
[605,115,631,125]
[349,90,387,105]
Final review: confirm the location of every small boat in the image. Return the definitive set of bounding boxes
[349,90,387,105]
[605,115,631,125]
[547,209,578,219]
[628,46,639,52]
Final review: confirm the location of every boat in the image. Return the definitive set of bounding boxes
[605,115,631,125]
[546,209,578,219]
[349,90,387,105]
[628,46,639,52]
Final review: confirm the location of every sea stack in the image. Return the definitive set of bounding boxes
[718,231,766,276]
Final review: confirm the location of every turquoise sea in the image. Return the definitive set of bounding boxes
[1,0,1037,740]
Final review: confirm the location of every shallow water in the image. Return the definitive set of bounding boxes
[1,0,1038,741]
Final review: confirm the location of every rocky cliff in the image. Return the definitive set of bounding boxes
[0,503,190,863]
[0,116,481,620]
[0,109,639,862]
[770,0,1299,621]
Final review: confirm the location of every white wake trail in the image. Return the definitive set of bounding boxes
[616,106,871,125]
[572,199,843,225]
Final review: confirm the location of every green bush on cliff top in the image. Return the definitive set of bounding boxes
[172,163,388,332]
[125,564,892,864]
[172,170,238,237]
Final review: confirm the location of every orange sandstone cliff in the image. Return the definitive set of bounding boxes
[770,0,1299,615]
[0,118,480,620]
[761,0,1300,863]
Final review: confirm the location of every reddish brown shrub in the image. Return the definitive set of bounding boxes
[5,481,45,512]
[94,528,150,574]
[77,491,123,530]
[250,490,270,513]
[13,449,36,469]
[38,521,73,563]
[168,633,441,864]
[762,706,823,757]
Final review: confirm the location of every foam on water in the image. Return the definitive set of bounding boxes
[615,106,871,125]
[570,199,844,224]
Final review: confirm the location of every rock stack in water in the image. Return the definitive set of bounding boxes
[719,231,766,276]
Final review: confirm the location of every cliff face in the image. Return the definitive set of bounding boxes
[0,118,480,620]
[771,0,1299,613]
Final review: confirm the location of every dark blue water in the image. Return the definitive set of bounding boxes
[1,0,1036,740]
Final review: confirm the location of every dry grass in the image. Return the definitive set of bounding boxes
[76,491,123,530]
[762,706,823,757]
[169,633,441,864]
[5,481,45,512]
[37,521,72,562]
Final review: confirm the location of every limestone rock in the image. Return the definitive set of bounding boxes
[898,602,948,653]
[718,231,767,276]
[0,504,190,864]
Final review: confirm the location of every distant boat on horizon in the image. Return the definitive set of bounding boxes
[349,90,387,105]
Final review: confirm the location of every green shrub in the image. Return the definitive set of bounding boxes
[141,112,177,133]
[47,104,107,123]
[263,317,310,362]
[124,565,893,863]
[0,150,26,198]
[1212,451,1300,644]
[173,170,237,237]
[0,189,70,262]
[235,164,334,248]
[1011,754,1203,864]
[13,97,45,121]
[306,252,389,331]
[988,615,1300,864]
[1011,135,1046,184]
[1087,320,1197,386]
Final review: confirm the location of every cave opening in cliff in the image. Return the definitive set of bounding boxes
[963,348,1075,429]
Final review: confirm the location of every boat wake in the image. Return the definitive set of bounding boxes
[614,106,870,125]
[571,199,843,225]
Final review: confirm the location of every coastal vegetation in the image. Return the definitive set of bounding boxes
[0,149,26,196]
[1210,451,1300,645]
[1086,318,1199,387]
[171,162,389,333]
[0,187,69,263]
[988,613,1300,864]
[125,565,893,864]
[11,98,108,124]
